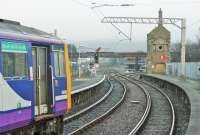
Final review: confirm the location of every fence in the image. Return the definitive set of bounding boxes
[167,62,200,80]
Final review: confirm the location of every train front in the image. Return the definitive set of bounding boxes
[0,19,71,134]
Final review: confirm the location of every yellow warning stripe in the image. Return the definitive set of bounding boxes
[64,43,72,112]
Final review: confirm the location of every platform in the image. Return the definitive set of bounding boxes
[72,75,105,94]
[145,74,200,135]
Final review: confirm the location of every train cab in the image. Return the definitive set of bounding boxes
[0,19,72,134]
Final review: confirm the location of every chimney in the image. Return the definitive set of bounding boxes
[158,8,163,26]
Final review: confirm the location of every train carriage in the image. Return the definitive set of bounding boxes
[0,19,71,134]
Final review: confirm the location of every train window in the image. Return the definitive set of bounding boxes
[54,52,60,76]
[3,52,28,79]
[54,50,65,77]
[59,52,65,76]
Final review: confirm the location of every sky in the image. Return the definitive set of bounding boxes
[0,0,200,52]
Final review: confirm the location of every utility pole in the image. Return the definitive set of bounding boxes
[102,9,186,77]
[78,46,81,79]
[54,29,57,36]
[181,19,186,78]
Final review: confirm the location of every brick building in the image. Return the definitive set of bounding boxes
[147,9,170,74]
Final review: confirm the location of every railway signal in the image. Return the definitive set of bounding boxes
[160,54,168,61]
[94,47,101,64]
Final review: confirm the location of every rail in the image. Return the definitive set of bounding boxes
[113,73,151,135]
[141,74,195,135]
[127,73,175,135]
[68,77,127,135]
[64,76,112,122]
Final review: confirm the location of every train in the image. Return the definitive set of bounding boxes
[0,19,72,134]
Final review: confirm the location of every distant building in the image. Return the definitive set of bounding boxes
[147,9,170,74]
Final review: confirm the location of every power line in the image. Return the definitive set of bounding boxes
[74,0,135,45]
[133,0,200,4]
[71,0,90,7]
[72,0,128,43]
[69,0,125,48]
[92,8,130,43]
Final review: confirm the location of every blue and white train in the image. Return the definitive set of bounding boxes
[0,19,72,134]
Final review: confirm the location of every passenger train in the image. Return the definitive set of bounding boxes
[0,19,72,134]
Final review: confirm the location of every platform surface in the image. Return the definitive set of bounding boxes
[72,75,105,93]
[151,75,200,91]
[145,74,200,135]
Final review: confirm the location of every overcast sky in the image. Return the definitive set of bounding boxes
[0,0,200,52]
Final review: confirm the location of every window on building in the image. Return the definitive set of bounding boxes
[158,45,163,51]
[3,52,28,79]
[54,49,65,77]
[156,45,165,52]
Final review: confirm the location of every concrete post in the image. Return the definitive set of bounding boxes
[181,19,186,77]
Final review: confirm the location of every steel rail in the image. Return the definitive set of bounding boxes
[64,77,113,122]
[127,73,175,135]
[113,74,151,135]
[68,77,127,135]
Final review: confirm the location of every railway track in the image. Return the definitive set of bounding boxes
[65,79,110,117]
[64,73,175,135]
[138,74,190,135]
[74,73,150,135]
[125,73,175,135]
[63,77,126,135]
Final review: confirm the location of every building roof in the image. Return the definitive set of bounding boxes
[147,25,170,40]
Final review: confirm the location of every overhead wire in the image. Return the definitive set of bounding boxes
[92,8,133,45]
[71,0,129,46]
[71,0,91,7]
[90,3,136,42]
[70,0,200,46]
[92,8,125,46]
[93,1,200,44]
[69,0,99,44]
[132,0,200,5]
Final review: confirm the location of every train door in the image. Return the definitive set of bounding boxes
[32,47,50,115]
